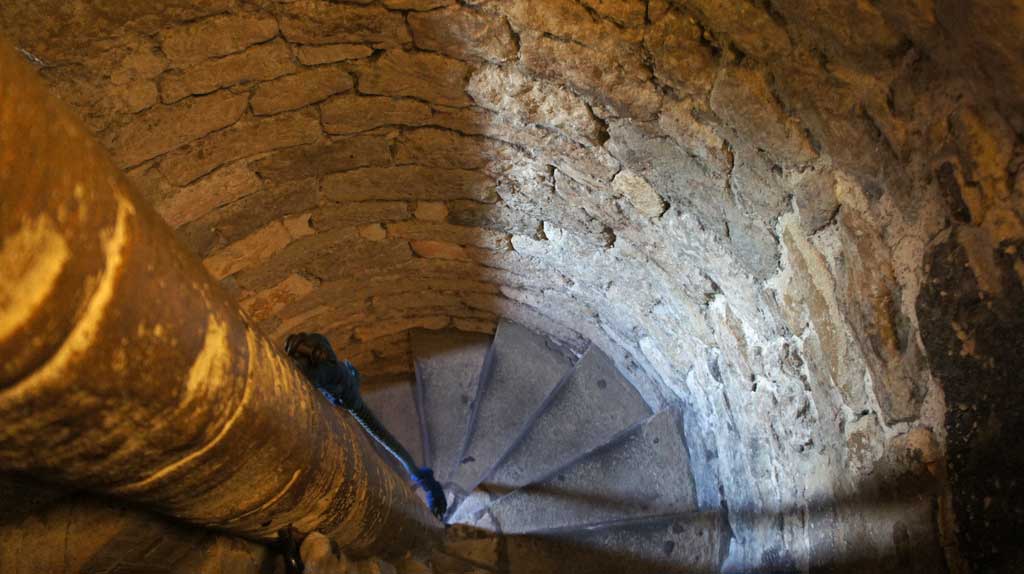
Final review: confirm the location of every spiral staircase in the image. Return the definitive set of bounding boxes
[361,320,728,574]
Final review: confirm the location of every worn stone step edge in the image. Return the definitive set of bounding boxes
[509,509,728,539]
[443,340,497,514]
[472,361,580,491]
[477,413,655,520]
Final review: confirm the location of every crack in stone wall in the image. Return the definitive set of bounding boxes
[3,0,1022,571]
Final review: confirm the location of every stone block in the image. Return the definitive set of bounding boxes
[239,273,316,323]
[159,39,296,103]
[323,166,498,202]
[252,136,391,182]
[644,8,716,97]
[279,1,409,47]
[382,0,452,10]
[394,128,504,170]
[710,66,817,167]
[612,169,666,217]
[155,162,262,228]
[467,65,602,146]
[410,240,469,260]
[300,531,352,574]
[684,0,792,61]
[105,90,248,168]
[176,178,318,258]
[520,32,660,119]
[203,219,297,279]
[355,316,450,341]
[358,223,388,241]
[409,6,516,63]
[414,202,448,221]
[793,168,840,234]
[357,50,472,107]
[311,202,410,232]
[159,13,278,65]
[387,221,509,250]
[159,108,322,185]
[252,67,354,115]
[296,43,374,66]
[322,94,434,134]
[607,119,729,234]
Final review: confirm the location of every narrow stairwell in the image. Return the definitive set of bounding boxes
[369,320,728,573]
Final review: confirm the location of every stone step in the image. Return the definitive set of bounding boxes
[504,511,727,574]
[488,409,698,534]
[361,374,425,470]
[481,345,653,498]
[411,329,492,486]
[448,320,574,499]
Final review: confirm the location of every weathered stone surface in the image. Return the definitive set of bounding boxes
[233,228,414,290]
[176,178,318,257]
[415,202,448,221]
[607,119,729,234]
[394,128,504,170]
[387,221,509,250]
[251,67,354,115]
[644,7,716,97]
[582,0,647,27]
[467,65,602,145]
[683,0,792,61]
[278,1,410,46]
[322,94,434,134]
[612,169,666,217]
[300,531,352,574]
[793,168,840,233]
[520,32,660,119]
[159,108,322,185]
[311,202,410,232]
[658,99,730,174]
[239,273,316,323]
[105,90,248,167]
[252,136,391,181]
[447,200,542,236]
[710,66,817,167]
[358,50,472,107]
[324,167,498,202]
[159,13,278,65]
[409,6,516,63]
[203,218,307,279]
[295,43,374,66]
[410,239,469,260]
[159,39,296,103]
[382,0,452,10]
[155,162,262,228]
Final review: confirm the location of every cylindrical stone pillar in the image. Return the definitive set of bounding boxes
[0,39,440,558]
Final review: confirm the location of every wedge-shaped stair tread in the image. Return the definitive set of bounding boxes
[483,345,652,496]
[505,511,726,574]
[449,320,573,495]
[361,375,424,468]
[411,329,491,486]
[489,409,697,534]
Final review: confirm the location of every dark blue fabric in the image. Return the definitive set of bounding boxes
[285,332,447,520]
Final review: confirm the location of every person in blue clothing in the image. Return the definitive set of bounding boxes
[284,332,448,521]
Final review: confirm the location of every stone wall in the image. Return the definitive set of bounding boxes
[3,0,1022,571]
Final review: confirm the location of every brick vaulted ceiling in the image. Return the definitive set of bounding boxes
[3,1,1023,570]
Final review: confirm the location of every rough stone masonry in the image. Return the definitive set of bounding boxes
[2,0,1022,571]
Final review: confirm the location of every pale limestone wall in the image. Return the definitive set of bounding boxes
[3,1,1022,571]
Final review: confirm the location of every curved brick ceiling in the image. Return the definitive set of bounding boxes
[3,0,1023,570]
